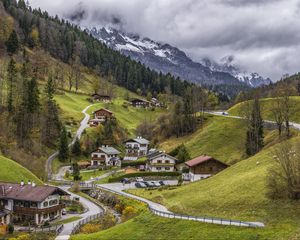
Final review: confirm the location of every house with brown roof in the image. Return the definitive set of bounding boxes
[91,94,112,103]
[0,181,69,226]
[130,98,151,108]
[89,108,115,127]
[185,155,228,182]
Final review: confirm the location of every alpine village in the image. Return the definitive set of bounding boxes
[0,1,300,240]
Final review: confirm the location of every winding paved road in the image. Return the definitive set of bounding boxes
[97,182,265,228]
[207,111,300,131]
[46,104,94,180]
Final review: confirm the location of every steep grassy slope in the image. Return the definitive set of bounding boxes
[127,136,300,239]
[88,99,166,136]
[229,97,300,123]
[160,115,280,164]
[0,155,42,184]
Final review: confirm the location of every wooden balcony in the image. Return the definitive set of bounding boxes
[91,157,106,161]
[13,204,64,215]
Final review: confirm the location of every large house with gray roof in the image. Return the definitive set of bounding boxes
[146,150,177,172]
[91,145,121,167]
[0,181,68,226]
[124,137,149,160]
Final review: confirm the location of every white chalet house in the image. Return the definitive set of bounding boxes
[124,137,149,160]
[0,181,68,226]
[146,150,177,172]
[91,146,121,167]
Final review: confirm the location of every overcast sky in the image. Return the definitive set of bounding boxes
[30,0,300,80]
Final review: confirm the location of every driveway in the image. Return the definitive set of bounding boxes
[55,186,104,240]
[98,181,177,213]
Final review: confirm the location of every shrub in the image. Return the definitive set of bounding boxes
[101,212,117,229]
[81,223,101,234]
[122,206,137,221]
[8,224,14,234]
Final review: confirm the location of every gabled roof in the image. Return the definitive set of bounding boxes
[185,156,228,167]
[94,108,113,115]
[0,182,69,202]
[98,146,120,155]
[125,137,149,145]
[147,150,178,162]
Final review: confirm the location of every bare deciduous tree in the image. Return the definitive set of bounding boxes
[267,142,300,199]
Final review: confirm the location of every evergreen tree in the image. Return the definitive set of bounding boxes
[58,126,69,161]
[27,73,40,113]
[15,63,30,146]
[6,58,17,113]
[246,98,264,156]
[41,73,60,146]
[177,145,191,163]
[72,162,81,181]
[6,30,19,55]
[71,137,81,156]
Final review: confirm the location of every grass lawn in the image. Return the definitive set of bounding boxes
[127,136,300,239]
[53,216,82,225]
[0,155,42,184]
[65,169,111,181]
[229,96,300,123]
[160,115,280,164]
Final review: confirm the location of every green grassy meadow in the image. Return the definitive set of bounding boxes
[0,155,42,184]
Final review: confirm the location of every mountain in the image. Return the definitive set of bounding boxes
[201,56,272,88]
[88,27,271,88]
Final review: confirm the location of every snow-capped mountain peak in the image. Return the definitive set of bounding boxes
[88,27,271,88]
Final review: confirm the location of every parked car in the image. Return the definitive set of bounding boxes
[136,177,144,182]
[62,209,67,215]
[135,182,147,188]
[159,180,165,186]
[222,112,229,116]
[120,178,130,184]
[152,182,161,187]
[145,181,156,188]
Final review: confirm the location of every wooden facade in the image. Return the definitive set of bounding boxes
[189,159,227,175]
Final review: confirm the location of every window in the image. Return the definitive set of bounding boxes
[165,160,170,164]
[50,199,58,206]
[43,214,48,219]
[165,167,170,170]
[157,160,162,163]
[93,154,97,158]
[43,202,48,207]
[156,167,162,170]
[209,167,213,172]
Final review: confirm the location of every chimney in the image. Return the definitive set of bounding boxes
[20,180,24,187]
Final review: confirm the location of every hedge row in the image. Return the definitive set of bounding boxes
[108,172,181,183]
[121,160,146,168]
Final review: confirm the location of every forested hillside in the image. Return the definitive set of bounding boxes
[1,0,207,98]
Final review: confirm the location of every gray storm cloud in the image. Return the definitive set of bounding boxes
[29,0,300,80]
